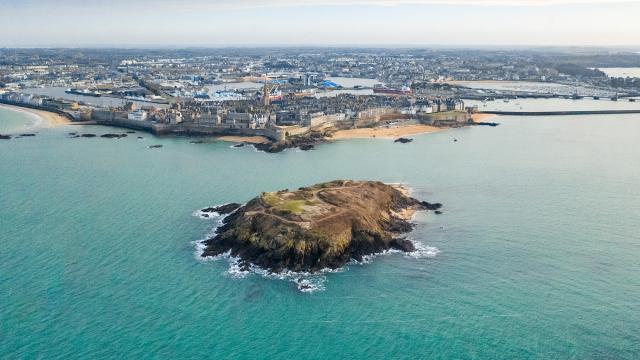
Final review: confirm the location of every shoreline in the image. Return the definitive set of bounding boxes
[471,113,498,122]
[0,103,71,129]
[329,124,444,140]
[0,102,497,147]
[390,183,419,221]
[215,135,271,144]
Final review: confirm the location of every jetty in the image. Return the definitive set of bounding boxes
[479,110,640,116]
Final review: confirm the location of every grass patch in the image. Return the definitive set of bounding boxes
[261,192,280,207]
[278,200,308,215]
[261,192,312,215]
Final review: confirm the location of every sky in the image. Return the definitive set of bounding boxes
[1,0,639,47]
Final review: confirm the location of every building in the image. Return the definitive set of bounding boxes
[128,110,148,121]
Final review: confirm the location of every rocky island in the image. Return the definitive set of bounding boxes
[201,180,441,273]
[253,129,333,153]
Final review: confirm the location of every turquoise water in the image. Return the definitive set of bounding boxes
[2,106,640,358]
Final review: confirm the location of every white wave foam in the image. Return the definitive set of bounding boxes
[247,144,265,153]
[295,277,326,293]
[349,248,403,266]
[226,256,251,279]
[192,205,234,261]
[405,240,440,258]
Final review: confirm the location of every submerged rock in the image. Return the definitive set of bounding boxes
[202,180,441,273]
[19,133,36,137]
[420,201,443,211]
[394,137,413,144]
[80,134,97,138]
[474,122,500,127]
[100,133,128,139]
[148,144,163,149]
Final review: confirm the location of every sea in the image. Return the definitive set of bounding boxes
[453,80,616,98]
[22,87,169,109]
[596,68,640,78]
[1,103,639,359]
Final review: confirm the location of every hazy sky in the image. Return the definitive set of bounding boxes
[1,0,639,47]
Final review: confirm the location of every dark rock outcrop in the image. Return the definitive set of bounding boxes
[0,134,11,140]
[394,137,413,143]
[254,129,333,153]
[420,201,442,211]
[201,203,242,215]
[100,133,128,139]
[202,180,441,273]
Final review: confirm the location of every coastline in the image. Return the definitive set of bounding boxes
[471,113,498,122]
[329,124,444,140]
[0,103,70,129]
[215,135,270,144]
[390,183,419,220]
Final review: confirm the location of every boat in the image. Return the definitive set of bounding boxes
[373,84,412,96]
[65,88,101,97]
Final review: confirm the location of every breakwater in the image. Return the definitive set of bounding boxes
[479,110,640,116]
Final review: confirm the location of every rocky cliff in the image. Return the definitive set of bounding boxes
[201,180,441,273]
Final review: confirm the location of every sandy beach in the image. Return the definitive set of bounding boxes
[0,104,70,128]
[471,113,498,122]
[216,135,271,144]
[329,124,443,140]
